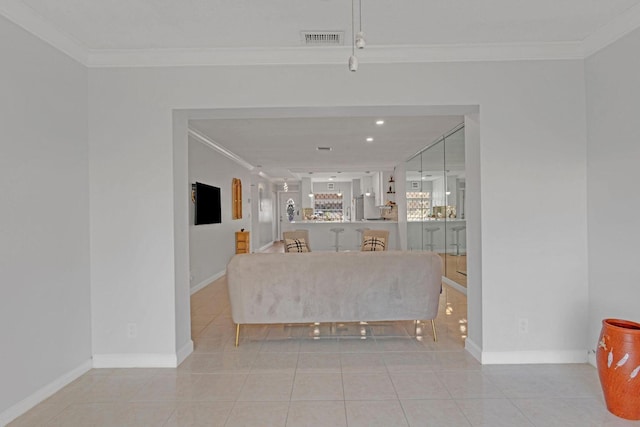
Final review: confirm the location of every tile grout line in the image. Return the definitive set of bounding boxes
[385,348,412,427]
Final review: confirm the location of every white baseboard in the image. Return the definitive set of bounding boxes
[480,349,588,365]
[93,344,194,368]
[465,338,482,363]
[177,340,194,366]
[0,359,92,426]
[190,270,225,295]
[588,352,597,367]
[92,353,179,368]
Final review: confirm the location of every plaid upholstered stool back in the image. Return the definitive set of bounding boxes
[283,230,311,252]
[360,229,389,251]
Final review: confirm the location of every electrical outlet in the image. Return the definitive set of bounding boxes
[518,318,529,334]
[127,323,137,338]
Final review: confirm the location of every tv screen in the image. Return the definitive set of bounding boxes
[194,182,222,225]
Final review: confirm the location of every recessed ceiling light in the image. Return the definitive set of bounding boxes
[366,137,374,142]
[328,177,334,181]
[376,120,384,125]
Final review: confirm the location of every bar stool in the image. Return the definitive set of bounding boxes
[424,226,440,252]
[330,228,345,252]
[355,227,370,249]
[451,225,466,256]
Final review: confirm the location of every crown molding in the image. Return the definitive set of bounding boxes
[0,0,87,65]
[581,3,640,58]
[189,128,279,182]
[3,1,640,68]
[86,42,584,68]
[188,128,255,171]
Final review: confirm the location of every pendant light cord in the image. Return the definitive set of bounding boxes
[351,0,356,55]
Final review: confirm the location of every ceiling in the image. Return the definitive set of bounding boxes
[4,0,640,66]
[5,1,640,182]
[189,115,464,182]
[14,0,640,50]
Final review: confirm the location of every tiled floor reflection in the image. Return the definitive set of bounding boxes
[10,273,639,426]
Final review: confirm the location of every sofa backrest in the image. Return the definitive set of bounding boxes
[226,251,442,325]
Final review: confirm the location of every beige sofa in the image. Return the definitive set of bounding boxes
[226,251,443,345]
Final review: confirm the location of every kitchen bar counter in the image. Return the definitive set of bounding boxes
[288,220,398,224]
[282,220,398,251]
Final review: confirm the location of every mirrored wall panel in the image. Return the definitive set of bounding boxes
[406,124,466,290]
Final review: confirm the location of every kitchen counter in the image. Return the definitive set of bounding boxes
[281,220,398,251]
[289,219,398,224]
[407,218,465,222]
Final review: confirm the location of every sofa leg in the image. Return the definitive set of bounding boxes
[431,319,438,342]
[235,324,241,347]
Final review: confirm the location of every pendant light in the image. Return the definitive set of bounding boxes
[348,0,358,72]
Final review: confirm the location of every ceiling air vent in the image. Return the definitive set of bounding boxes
[316,146,333,151]
[301,31,344,46]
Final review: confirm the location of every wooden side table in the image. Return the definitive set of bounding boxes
[235,231,250,254]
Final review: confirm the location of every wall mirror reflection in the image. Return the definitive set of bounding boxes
[406,124,466,292]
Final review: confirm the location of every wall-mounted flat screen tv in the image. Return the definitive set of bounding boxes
[194,182,222,225]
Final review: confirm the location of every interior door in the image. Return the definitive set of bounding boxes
[277,191,300,240]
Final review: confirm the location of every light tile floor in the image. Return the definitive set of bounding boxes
[9,274,640,426]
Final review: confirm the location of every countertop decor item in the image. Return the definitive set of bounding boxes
[596,318,640,420]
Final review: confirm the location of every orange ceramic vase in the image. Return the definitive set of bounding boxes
[596,318,640,420]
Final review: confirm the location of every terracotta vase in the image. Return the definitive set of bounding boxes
[596,318,640,420]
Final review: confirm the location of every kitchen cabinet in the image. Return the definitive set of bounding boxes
[313,193,343,220]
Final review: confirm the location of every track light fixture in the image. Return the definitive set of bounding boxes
[356,0,366,49]
[356,31,366,49]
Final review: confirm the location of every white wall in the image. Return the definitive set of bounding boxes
[251,176,275,250]
[188,137,252,290]
[464,114,483,357]
[0,16,90,420]
[89,68,178,360]
[87,59,588,364]
[476,62,589,362]
[585,27,640,363]
[301,178,312,209]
